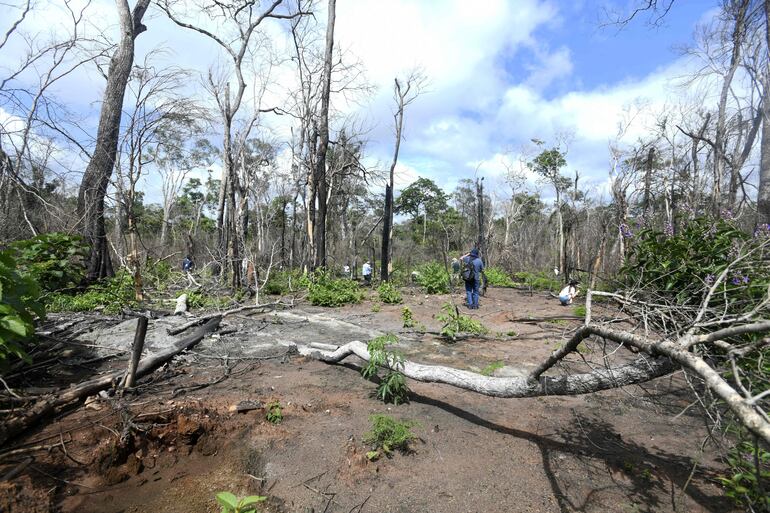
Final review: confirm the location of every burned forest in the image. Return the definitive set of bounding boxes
[1,0,770,512]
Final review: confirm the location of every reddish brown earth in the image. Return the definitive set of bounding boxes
[0,287,735,512]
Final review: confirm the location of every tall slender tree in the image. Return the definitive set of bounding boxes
[76,0,150,282]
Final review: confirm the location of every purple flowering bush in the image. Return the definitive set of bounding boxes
[621,217,768,314]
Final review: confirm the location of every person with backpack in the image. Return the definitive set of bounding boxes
[461,248,484,309]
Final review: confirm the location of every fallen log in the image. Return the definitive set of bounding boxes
[167,301,285,336]
[299,339,677,398]
[300,319,770,446]
[0,316,221,448]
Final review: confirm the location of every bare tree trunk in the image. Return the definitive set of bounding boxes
[77,0,150,283]
[715,0,749,214]
[381,79,407,281]
[758,0,770,225]
[311,0,335,269]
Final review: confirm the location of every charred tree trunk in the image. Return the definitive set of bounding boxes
[76,0,150,283]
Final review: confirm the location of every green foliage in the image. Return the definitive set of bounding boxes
[46,270,136,314]
[371,303,381,313]
[480,361,504,376]
[622,217,768,314]
[363,414,418,458]
[401,307,415,328]
[415,262,450,294]
[377,281,403,304]
[146,260,177,291]
[388,267,409,287]
[308,269,363,307]
[263,269,308,295]
[215,491,267,513]
[484,267,515,287]
[573,304,586,317]
[436,303,489,341]
[265,401,283,424]
[361,334,410,405]
[185,289,231,309]
[9,232,87,292]
[719,437,770,510]
[513,271,560,291]
[0,251,44,363]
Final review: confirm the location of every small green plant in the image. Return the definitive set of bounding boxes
[371,303,381,313]
[480,361,504,376]
[415,262,450,294]
[377,281,403,304]
[265,401,283,424]
[215,491,266,513]
[436,303,489,341]
[506,330,517,337]
[573,304,587,317]
[401,307,415,328]
[719,438,770,510]
[484,267,515,287]
[363,414,418,459]
[361,334,410,404]
[308,269,363,307]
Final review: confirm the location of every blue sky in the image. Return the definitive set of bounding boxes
[0,0,723,204]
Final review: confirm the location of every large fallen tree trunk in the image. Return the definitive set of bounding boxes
[0,316,221,448]
[300,321,770,445]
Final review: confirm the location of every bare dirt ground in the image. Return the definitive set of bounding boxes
[0,286,735,513]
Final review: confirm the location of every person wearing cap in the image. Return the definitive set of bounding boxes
[362,260,372,286]
[558,279,579,305]
[461,248,484,309]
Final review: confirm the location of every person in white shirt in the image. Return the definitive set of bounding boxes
[558,280,579,306]
[362,261,372,285]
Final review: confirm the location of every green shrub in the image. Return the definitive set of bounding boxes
[622,217,769,314]
[513,271,561,291]
[416,262,450,294]
[436,303,489,341]
[9,232,87,292]
[484,267,515,287]
[265,401,283,424]
[215,491,266,513]
[573,304,586,317]
[308,269,363,307]
[263,269,308,295]
[146,260,178,291]
[0,251,44,363]
[401,307,415,328]
[377,281,403,304]
[363,414,418,459]
[388,268,409,287]
[361,334,410,405]
[184,289,231,310]
[46,270,136,314]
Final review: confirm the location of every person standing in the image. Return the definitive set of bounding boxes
[461,248,484,309]
[362,260,372,286]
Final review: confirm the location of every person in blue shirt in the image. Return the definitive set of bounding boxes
[461,248,484,309]
[182,255,194,272]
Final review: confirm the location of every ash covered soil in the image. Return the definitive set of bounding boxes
[0,287,735,513]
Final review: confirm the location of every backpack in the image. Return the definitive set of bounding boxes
[461,257,476,282]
